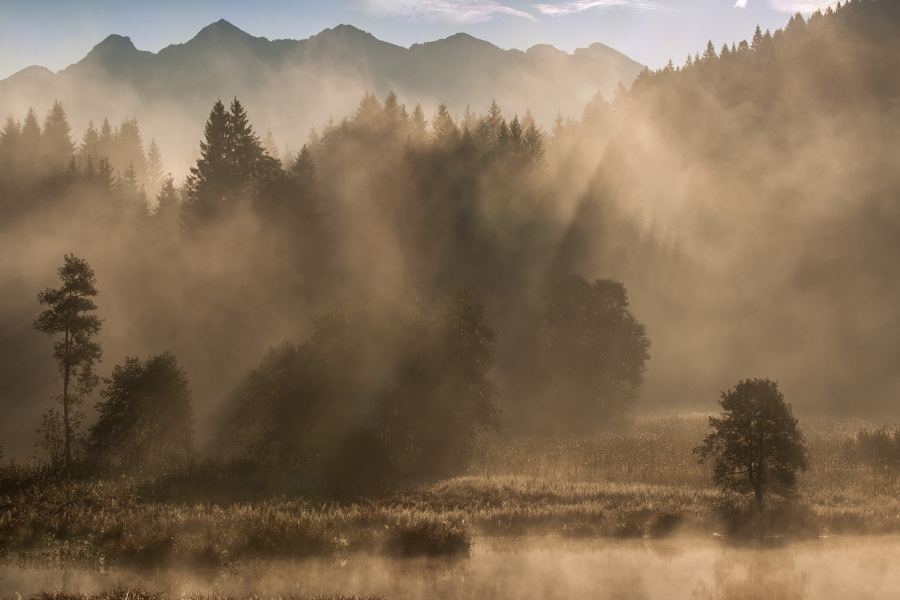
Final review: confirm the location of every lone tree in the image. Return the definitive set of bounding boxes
[88,352,194,472]
[694,378,808,511]
[33,254,102,470]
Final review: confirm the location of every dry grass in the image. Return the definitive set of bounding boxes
[2,413,898,569]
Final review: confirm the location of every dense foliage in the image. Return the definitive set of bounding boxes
[87,351,194,472]
[536,276,650,431]
[238,284,501,485]
[695,378,809,510]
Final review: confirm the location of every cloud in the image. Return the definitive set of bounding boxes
[767,0,836,11]
[362,0,536,23]
[533,0,661,14]
[735,0,747,8]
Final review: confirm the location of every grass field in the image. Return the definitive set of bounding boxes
[2,414,899,571]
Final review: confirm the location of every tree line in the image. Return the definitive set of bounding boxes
[5,0,899,500]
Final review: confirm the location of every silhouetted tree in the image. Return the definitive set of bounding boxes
[145,138,164,197]
[41,100,75,172]
[432,103,459,147]
[185,97,281,226]
[409,103,428,145]
[537,275,650,431]
[153,175,181,245]
[694,378,808,511]
[113,118,147,186]
[238,283,500,485]
[33,255,103,470]
[184,99,232,224]
[88,352,194,472]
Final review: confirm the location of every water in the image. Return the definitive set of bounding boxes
[2,535,899,599]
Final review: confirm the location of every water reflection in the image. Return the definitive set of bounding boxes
[2,536,899,600]
[694,553,806,600]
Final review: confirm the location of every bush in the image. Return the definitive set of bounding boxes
[383,516,472,557]
[844,425,900,470]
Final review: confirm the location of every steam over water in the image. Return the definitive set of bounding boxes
[3,536,900,599]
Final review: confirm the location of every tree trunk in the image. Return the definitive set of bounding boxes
[63,329,72,471]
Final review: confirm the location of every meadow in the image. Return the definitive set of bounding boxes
[3,413,899,581]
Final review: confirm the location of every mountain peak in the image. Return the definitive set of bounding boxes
[312,24,378,42]
[190,19,256,45]
[77,34,145,72]
[90,34,137,55]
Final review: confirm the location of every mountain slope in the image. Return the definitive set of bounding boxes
[0,21,644,169]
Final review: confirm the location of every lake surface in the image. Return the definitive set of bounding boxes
[3,535,899,599]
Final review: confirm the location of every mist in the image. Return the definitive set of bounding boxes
[2,3,900,598]
[2,3,900,459]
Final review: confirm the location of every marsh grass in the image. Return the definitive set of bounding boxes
[32,588,383,600]
[2,414,899,568]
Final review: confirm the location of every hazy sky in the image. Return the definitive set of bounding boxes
[0,0,837,81]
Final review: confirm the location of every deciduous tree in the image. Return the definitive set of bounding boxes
[88,352,194,472]
[694,378,808,511]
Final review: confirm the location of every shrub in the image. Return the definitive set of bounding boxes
[383,516,472,557]
[844,425,900,470]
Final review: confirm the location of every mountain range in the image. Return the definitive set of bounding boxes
[0,20,644,170]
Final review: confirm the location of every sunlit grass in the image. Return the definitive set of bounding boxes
[2,413,898,568]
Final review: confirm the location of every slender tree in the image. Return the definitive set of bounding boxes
[33,255,103,470]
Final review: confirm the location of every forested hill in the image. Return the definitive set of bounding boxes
[2,0,900,461]
[0,20,643,170]
[600,0,900,414]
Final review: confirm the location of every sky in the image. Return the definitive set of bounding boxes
[0,0,838,82]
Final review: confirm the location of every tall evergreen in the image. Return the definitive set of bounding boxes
[79,120,100,169]
[42,101,75,171]
[184,99,231,224]
[145,138,164,198]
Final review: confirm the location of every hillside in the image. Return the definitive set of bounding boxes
[0,21,644,171]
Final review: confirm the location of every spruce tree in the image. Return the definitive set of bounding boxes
[184,99,231,224]
[145,138,164,198]
[42,100,75,171]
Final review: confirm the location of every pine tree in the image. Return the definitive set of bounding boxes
[154,175,181,245]
[263,128,280,165]
[522,119,545,165]
[508,115,523,161]
[383,91,404,136]
[96,157,115,193]
[34,255,103,471]
[98,118,114,159]
[461,104,478,135]
[21,107,42,163]
[703,40,718,62]
[79,120,100,169]
[185,98,275,226]
[114,118,146,187]
[228,97,266,185]
[0,115,21,171]
[145,138,164,198]
[431,103,459,147]
[409,103,428,146]
[752,25,764,51]
[185,99,231,224]
[42,101,75,171]
[477,99,504,149]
